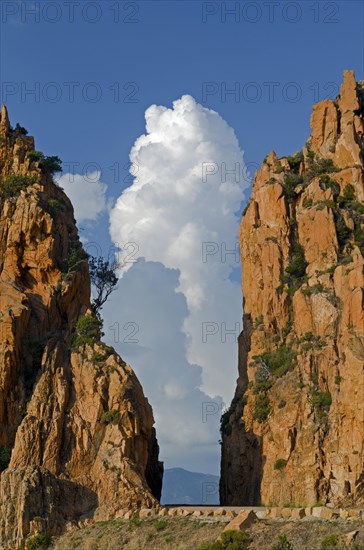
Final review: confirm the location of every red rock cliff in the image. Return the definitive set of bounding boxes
[0,106,163,549]
[220,70,364,508]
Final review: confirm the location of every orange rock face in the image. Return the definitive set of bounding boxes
[0,107,162,548]
[221,70,364,508]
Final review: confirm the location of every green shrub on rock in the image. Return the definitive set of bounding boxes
[304,157,338,183]
[14,123,28,137]
[338,184,355,206]
[319,174,340,198]
[274,458,287,470]
[220,396,239,435]
[320,533,339,549]
[271,535,294,550]
[73,315,102,348]
[0,174,37,200]
[311,390,332,420]
[26,150,62,175]
[283,172,303,203]
[100,410,121,425]
[286,151,303,173]
[0,445,11,472]
[91,351,105,364]
[354,222,364,255]
[196,530,250,550]
[255,345,297,378]
[48,198,66,212]
[274,165,285,174]
[63,243,88,276]
[24,533,51,550]
[335,214,351,247]
[253,393,271,423]
[285,243,307,279]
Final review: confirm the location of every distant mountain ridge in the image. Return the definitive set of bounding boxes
[161,468,219,505]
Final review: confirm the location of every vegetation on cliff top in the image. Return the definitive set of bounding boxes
[274,150,339,205]
[13,123,28,137]
[26,150,62,175]
[89,255,119,315]
[62,241,89,279]
[0,174,38,200]
[72,315,103,348]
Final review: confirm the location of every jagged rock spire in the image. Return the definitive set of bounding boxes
[0,104,10,135]
[221,69,364,508]
[0,108,162,548]
[309,69,364,167]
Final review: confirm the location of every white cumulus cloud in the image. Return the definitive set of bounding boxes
[109,96,248,400]
[105,95,249,473]
[57,171,108,224]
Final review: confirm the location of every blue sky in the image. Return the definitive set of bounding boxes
[2,1,363,222]
[1,1,363,478]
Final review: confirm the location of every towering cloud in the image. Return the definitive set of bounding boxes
[110,95,248,396]
[104,96,249,472]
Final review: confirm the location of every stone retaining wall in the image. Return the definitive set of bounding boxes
[129,506,364,522]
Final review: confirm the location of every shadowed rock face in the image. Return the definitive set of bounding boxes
[0,107,163,549]
[221,70,364,508]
